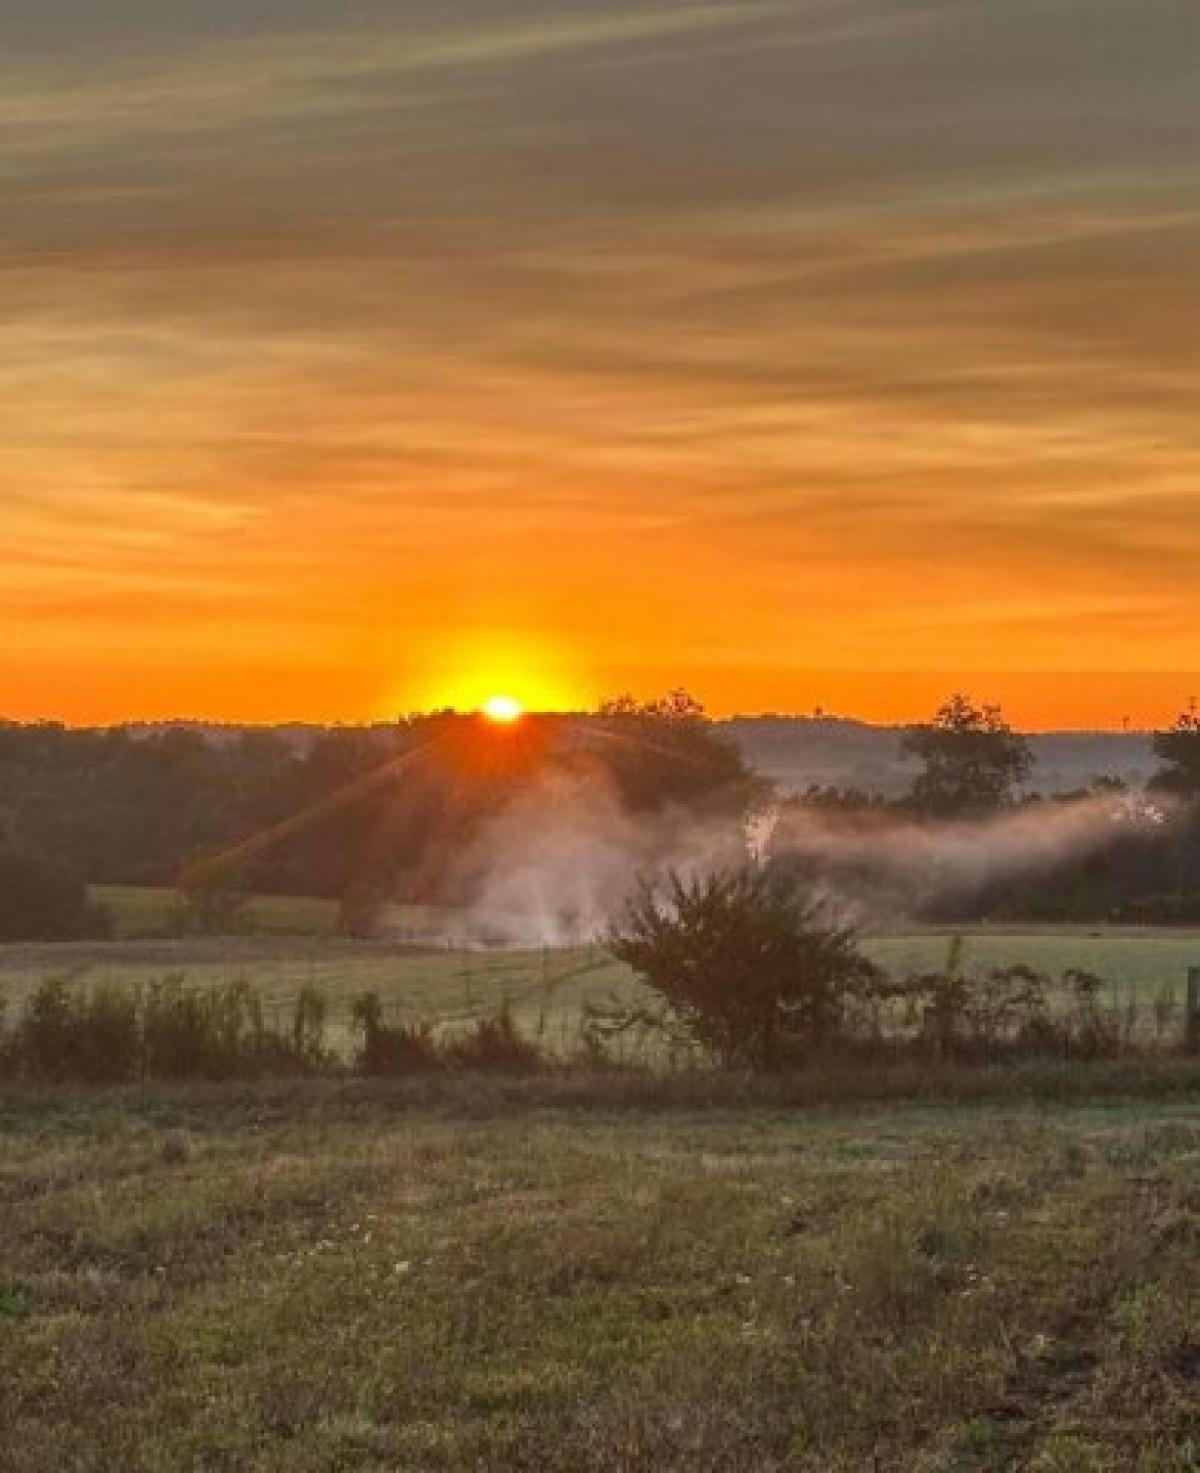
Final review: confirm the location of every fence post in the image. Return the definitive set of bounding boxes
[1186,969,1200,1054]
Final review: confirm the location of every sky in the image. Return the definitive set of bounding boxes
[3,0,1199,729]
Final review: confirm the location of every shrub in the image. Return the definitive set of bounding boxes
[352,992,441,1074]
[291,985,330,1069]
[141,977,322,1079]
[338,883,387,939]
[895,965,1125,1062]
[170,868,252,937]
[444,1007,543,1074]
[897,964,1051,1062]
[607,865,884,1068]
[5,975,330,1083]
[1062,968,1122,1059]
[14,976,139,1083]
[142,976,257,1079]
[0,847,111,942]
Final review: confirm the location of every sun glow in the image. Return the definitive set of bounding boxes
[400,632,591,719]
[481,694,524,724]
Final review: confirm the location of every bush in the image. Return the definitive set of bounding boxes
[444,1007,543,1074]
[14,976,139,1083]
[607,865,883,1068]
[291,985,330,1069]
[352,992,441,1074]
[338,883,387,939]
[895,964,1050,1062]
[4,975,328,1083]
[352,994,545,1075]
[141,977,317,1079]
[1061,968,1122,1059]
[170,868,253,937]
[894,965,1125,1062]
[0,847,110,942]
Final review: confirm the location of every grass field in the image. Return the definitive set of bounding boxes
[96,885,340,939]
[3,924,1199,1058]
[1,1077,1197,1471]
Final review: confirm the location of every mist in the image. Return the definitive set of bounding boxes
[767,791,1171,928]
[428,766,750,948]
[393,760,1170,946]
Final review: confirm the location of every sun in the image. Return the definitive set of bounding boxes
[481,694,525,724]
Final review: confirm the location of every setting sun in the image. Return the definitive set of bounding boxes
[481,694,525,724]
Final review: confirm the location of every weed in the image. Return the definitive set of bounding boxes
[353,992,441,1074]
[0,1284,33,1322]
[444,1007,544,1074]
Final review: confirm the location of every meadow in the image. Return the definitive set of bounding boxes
[2,1078,1197,1471]
[6,899,1200,1060]
[4,900,1198,1468]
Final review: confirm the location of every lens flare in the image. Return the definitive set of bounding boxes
[482,694,524,723]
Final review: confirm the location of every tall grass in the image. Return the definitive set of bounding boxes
[1,974,327,1083]
[1,963,1194,1088]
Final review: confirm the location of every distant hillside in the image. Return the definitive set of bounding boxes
[720,717,1158,798]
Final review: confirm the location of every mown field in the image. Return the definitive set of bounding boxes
[1,1078,1197,1471]
[3,918,1199,1058]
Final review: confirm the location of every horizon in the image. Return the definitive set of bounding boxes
[6,693,1182,739]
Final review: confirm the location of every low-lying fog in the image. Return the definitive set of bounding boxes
[406,774,1169,947]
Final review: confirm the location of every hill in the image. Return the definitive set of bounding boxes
[720,717,1157,798]
[119,715,1159,798]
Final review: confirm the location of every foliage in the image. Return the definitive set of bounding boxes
[0,846,110,942]
[353,993,544,1074]
[291,985,330,1069]
[12,975,139,1083]
[793,783,889,812]
[443,1006,543,1074]
[352,991,441,1074]
[1062,967,1123,1059]
[895,964,1049,1061]
[1150,707,1200,798]
[903,694,1033,817]
[893,963,1124,1062]
[4,703,1200,928]
[607,865,883,1066]
[3,974,327,1083]
[591,690,766,820]
[171,865,253,936]
[0,706,762,919]
[2,926,1195,1084]
[337,881,387,938]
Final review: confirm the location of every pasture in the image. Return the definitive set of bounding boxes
[1,1079,1197,1471]
[2,924,1199,1058]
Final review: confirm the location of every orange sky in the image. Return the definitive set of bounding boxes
[3,2,1198,731]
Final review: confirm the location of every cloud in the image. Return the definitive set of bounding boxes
[1,0,1198,720]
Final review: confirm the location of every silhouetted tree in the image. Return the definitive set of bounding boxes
[1150,708,1200,799]
[903,695,1032,818]
[589,691,764,818]
[173,865,251,936]
[0,846,110,941]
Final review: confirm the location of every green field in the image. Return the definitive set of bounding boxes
[96,885,342,939]
[1,1079,1197,1471]
[4,916,1198,1465]
[3,924,1199,1058]
[95,886,482,944]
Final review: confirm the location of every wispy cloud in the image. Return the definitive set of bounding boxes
[1,0,1198,720]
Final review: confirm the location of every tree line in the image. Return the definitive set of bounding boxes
[3,692,1200,940]
[773,696,1200,924]
[0,696,758,939]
